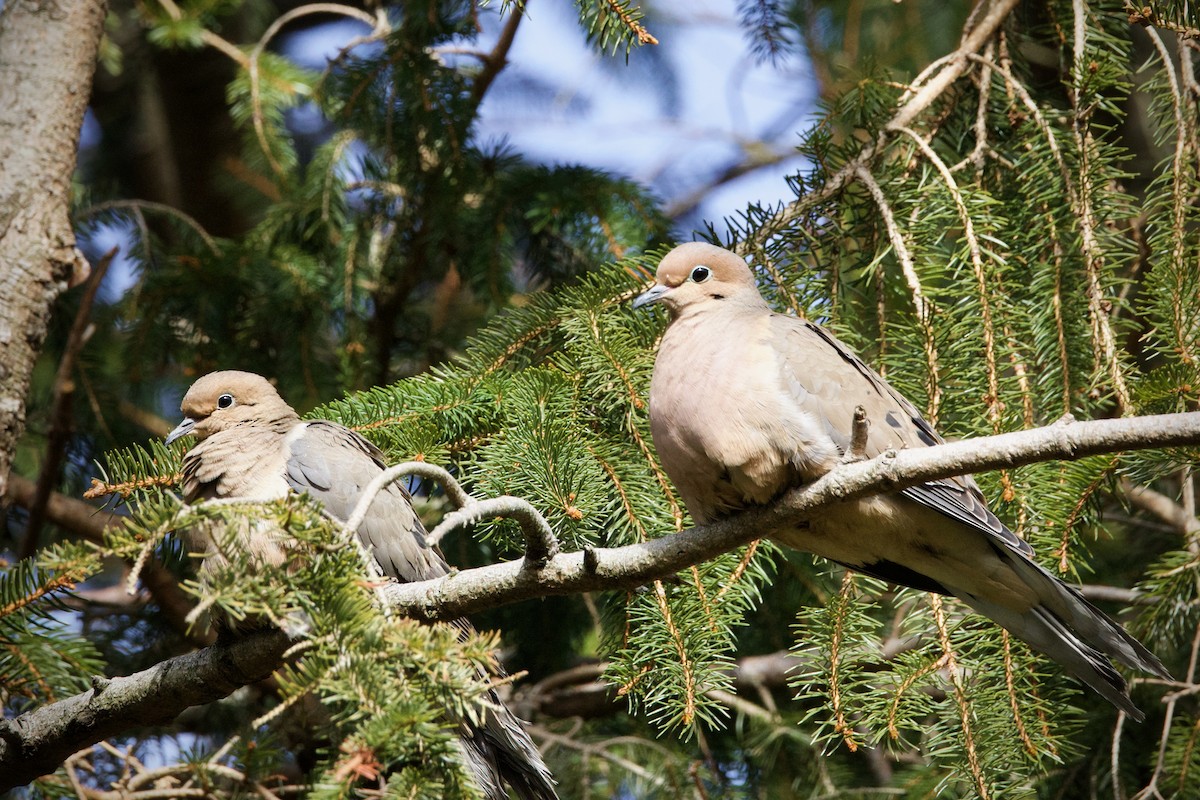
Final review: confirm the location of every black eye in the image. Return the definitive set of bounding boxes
[217,394,234,409]
[690,265,711,283]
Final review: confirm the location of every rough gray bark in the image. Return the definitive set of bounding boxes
[0,629,290,791]
[0,0,106,497]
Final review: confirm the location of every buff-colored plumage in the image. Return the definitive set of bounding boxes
[167,371,557,800]
[635,242,1169,720]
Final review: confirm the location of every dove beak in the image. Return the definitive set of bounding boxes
[632,283,669,309]
[165,417,196,446]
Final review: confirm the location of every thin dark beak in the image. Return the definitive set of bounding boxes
[632,284,669,309]
[165,417,196,446]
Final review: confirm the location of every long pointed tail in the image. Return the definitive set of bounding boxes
[461,696,558,800]
[954,553,1169,722]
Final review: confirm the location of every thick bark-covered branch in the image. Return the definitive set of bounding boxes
[0,629,290,791]
[7,412,1198,787]
[382,412,1200,621]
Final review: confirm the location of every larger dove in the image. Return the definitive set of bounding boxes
[166,371,557,800]
[633,242,1168,720]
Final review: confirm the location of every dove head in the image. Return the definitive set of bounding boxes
[632,242,767,317]
[166,370,299,444]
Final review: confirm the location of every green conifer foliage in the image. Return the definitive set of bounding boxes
[8,1,1200,798]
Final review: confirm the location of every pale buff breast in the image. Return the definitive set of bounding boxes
[181,427,297,576]
[649,309,841,523]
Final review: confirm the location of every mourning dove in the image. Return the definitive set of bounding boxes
[634,242,1169,720]
[165,371,557,800]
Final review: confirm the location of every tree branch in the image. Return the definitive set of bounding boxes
[521,650,798,720]
[381,412,1200,621]
[8,412,1196,788]
[751,0,1021,247]
[1119,475,1200,537]
[343,460,560,562]
[0,629,291,791]
[470,2,524,107]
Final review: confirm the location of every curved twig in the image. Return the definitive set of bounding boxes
[75,200,222,255]
[429,495,560,564]
[340,460,559,562]
[245,3,384,179]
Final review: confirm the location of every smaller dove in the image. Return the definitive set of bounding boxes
[167,371,558,800]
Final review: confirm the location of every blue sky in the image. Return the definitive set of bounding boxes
[82,2,819,300]
[282,1,816,234]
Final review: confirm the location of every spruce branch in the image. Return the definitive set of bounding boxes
[382,411,1200,621]
[4,474,204,643]
[8,415,1196,789]
[246,3,379,178]
[853,164,942,422]
[1069,0,1132,411]
[891,123,1001,429]
[152,0,248,66]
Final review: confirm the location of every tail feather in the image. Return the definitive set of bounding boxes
[951,546,1170,722]
[1013,557,1169,679]
[959,594,1147,720]
[459,692,558,800]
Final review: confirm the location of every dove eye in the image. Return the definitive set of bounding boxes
[690,265,712,283]
[217,394,234,409]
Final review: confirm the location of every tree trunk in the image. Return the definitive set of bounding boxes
[0,0,106,496]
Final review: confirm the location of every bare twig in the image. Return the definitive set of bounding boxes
[19,247,115,560]
[1080,584,1146,606]
[75,200,221,256]
[1131,620,1200,800]
[341,461,469,536]
[1119,476,1200,538]
[521,649,800,721]
[750,0,1022,248]
[429,496,560,564]
[471,2,524,106]
[246,4,385,179]
[341,460,560,563]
